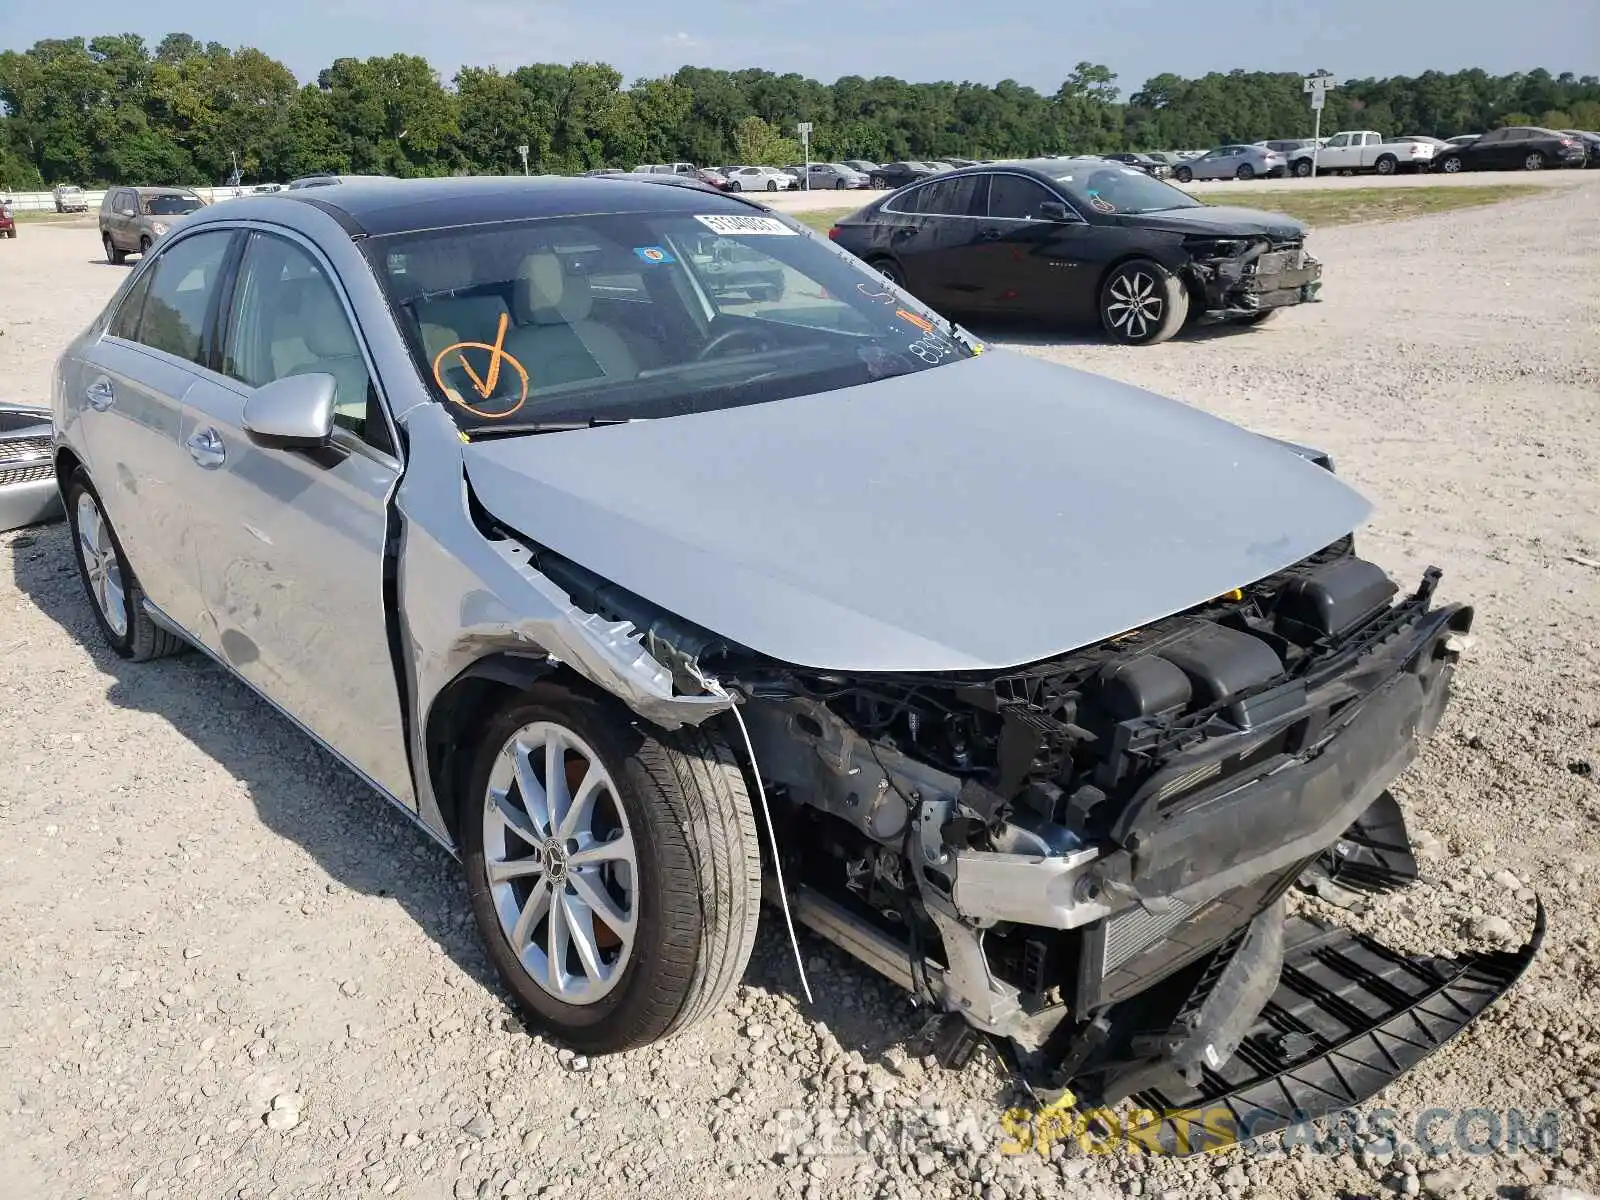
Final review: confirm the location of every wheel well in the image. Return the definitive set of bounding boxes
[424,653,595,844]
[1095,253,1168,301]
[55,446,82,492]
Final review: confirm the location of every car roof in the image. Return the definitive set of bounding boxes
[122,185,200,194]
[186,174,771,237]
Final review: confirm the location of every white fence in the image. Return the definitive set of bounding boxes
[5,186,238,213]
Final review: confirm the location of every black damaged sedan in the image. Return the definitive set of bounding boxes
[828,158,1323,345]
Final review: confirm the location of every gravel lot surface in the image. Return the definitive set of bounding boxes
[2,178,1598,1200]
[764,167,1588,212]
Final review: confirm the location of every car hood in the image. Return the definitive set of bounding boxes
[461,352,1370,673]
[1120,206,1308,240]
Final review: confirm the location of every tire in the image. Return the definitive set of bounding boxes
[835,180,846,189]
[1523,152,1545,171]
[1440,156,1463,174]
[729,180,742,192]
[870,175,888,189]
[766,180,778,192]
[1174,167,1193,183]
[461,683,761,1055]
[1235,163,1255,180]
[1292,159,1313,178]
[103,233,125,265]
[1099,259,1188,346]
[869,257,906,288]
[138,236,152,255]
[65,469,185,662]
[1375,154,1397,176]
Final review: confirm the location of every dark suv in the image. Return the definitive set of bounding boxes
[1435,126,1587,172]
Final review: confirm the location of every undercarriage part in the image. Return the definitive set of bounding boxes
[1311,789,1421,895]
[1125,900,1544,1155]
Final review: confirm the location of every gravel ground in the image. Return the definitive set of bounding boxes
[2,179,1598,1200]
[763,167,1588,212]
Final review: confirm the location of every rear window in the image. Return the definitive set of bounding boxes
[368,210,977,435]
[144,194,204,216]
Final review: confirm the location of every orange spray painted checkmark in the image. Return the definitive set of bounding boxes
[457,311,511,399]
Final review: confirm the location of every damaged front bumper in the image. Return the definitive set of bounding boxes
[1188,245,1324,319]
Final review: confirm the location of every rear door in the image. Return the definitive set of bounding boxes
[69,227,238,631]
[1466,129,1509,168]
[177,227,412,802]
[884,174,986,310]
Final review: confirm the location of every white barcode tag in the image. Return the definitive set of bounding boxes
[694,214,798,236]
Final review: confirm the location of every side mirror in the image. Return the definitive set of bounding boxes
[243,373,336,449]
[1038,201,1074,222]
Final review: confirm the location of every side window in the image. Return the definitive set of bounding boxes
[912,175,981,217]
[223,232,381,447]
[1478,130,1507,144]
[1326,134,1349,149]
[136,231,234,364]
[108,267,154,341]
[1507,127,1533,139]
[988,175,1061,220]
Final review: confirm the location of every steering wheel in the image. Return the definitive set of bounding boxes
[696,326,776,361]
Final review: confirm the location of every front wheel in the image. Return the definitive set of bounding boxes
[1375,154,1397,176]
[138,236,152,256]
[870,175,888,189]
[1100,259,1188,346]
[103,233,125,265]
[65,470,184,661]
[1235,163,1255,180]
[1523,152,1545,171]
[1293,159,1313,178]
[766,180,778,192]
[1174,167,1193,183]
[1440,155,1463,174]
[462,683,761,1054]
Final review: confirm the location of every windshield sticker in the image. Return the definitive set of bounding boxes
[694,214,798,237]
[896,309,936,335]
[1088,196,1116,214]
[906,331,955,365]
[856,281,897,303]
[633,245,676,265]
[431,312,529,419]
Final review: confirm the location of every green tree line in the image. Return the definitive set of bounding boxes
[2,33,1597,188]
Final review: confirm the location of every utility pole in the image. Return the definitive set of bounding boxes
[517,144,530,176]
[797,122,813,190]
[1303,74,1337,177]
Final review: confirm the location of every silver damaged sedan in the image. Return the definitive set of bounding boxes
[51,177,1533,1147]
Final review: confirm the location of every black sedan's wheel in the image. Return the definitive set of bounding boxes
[65,469,184,661]
[1439,155,1464,174]
[869,257,906,289]
[1173,166,1193,183]
[1235,163,1255,180]
[462,682,761,1054]
[1523,151,1545,171]
[1100,260,1188,346]
[870,175,888,189]
[103,233,125,265]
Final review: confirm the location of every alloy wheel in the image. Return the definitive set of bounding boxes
[1106,270,1163,341]
[482,721,637,1006]
[1524,153,1544,171]
[1442,157,1462,173]
[75,491,128,639]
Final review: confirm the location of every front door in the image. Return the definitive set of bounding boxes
[968,172,1096,321]
[178,227,413,803]
[68,228,238,631]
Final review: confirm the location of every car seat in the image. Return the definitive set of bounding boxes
[503,252,639,389]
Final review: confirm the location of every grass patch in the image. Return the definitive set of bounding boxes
[1220,184,1542,226]
[791,184,1541,235]
[795,208,856,233]
[12,210,93,224]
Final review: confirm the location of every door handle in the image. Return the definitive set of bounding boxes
[85,377,115,411]
[185,427,226,469]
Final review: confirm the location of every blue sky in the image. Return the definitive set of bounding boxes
[3,0,1596,92]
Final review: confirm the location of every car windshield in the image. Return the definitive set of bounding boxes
[144,194,203,216]
[1050,165,1202,215]
[368,211,977,434]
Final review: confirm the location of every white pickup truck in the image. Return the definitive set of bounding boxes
[1287,131,1437,177]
